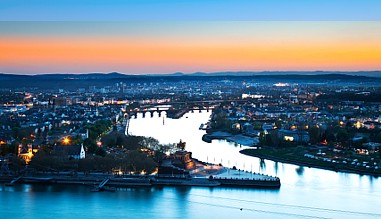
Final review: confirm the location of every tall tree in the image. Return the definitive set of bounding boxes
[309,126,321,144]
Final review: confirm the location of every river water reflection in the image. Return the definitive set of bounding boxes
[1,111,380,219]
[129,111,381,218]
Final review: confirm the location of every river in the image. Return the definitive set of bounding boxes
[1,111,380,219]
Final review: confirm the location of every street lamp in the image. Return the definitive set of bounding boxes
[63,137,70,145]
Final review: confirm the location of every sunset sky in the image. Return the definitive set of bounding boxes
[1,1,381,74]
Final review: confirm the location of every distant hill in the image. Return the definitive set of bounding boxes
[1,71,381,81]
[32,72,134,80]
[0,72,150,80]
[0,73,33,80]
[1,71,380,91]
[184,71,381,78]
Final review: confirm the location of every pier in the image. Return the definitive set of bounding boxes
[5,175,23,186]
[91,178,117,192]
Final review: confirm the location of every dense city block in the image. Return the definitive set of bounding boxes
[0,73,381,177]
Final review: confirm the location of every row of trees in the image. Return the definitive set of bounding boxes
[85,119,112,140]
[27,115,181,174]
[101,132,167,150]
[259,130,297,148]
[30,149,157,174]
[30,128,173,174]
[0,143,18,156]
[259,123,381,148]
[100,131,176,163]
[308,124,381,147]
[82,119,112,154]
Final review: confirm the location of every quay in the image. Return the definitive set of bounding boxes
[0,171,280,189]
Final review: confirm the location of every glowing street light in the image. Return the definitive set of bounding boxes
[63,137,70,145]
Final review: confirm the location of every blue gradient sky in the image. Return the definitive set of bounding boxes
[1,0,381,21]
[1,1,381,74]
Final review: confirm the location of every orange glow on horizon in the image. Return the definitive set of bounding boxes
[1,36,381,73]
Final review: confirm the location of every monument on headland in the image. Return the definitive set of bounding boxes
[172,140,195,170]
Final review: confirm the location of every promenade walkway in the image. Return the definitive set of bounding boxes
[190,160,275,181]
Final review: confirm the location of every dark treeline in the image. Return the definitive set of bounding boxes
[317,92,381,102]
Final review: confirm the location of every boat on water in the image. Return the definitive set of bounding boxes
[202,134,212,143]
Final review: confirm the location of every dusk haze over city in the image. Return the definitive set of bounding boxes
[1,1,381,219]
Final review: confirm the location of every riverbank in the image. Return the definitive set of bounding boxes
[0,157,280,189]
[202,131,259,146]
[240,148,381,177]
